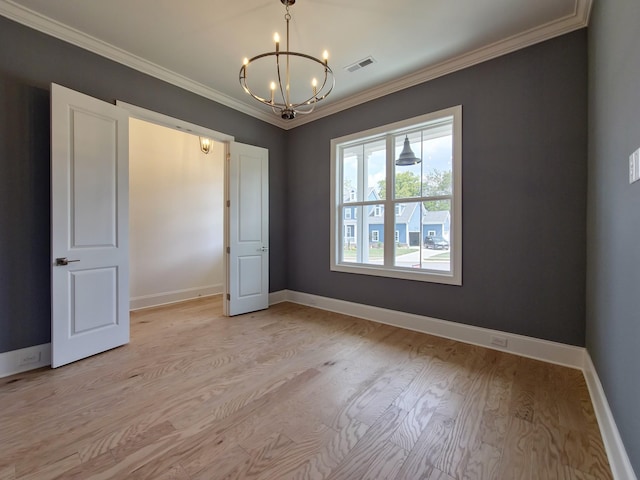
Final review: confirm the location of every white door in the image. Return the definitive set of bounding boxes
[227,142,269,316]
[51,84,130,368]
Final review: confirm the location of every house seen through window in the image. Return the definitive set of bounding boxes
[330,106,462,285]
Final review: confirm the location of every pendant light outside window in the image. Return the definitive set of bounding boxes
[395,135,421,165]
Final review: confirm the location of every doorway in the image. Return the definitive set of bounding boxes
[51,87,269,367]
[128,119,225,311]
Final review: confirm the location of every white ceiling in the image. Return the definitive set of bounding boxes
[0,0,591,129]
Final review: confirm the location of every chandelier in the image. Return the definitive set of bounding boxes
[239,0,335,120]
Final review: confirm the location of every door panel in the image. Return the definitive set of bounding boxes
[51,83,129,368]
[228,142,269,316]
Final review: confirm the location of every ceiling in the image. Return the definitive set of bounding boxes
[0,0,591,129]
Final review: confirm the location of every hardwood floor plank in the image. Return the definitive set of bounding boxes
[325,406,408,480]
[287,418,369,480]
[361,441,407,480]
[15,453,80,480]
[394,413,455,480]
[187,445,251,480]
[0,298,613,480]
[0,465,15,480]
[252,426,335,480]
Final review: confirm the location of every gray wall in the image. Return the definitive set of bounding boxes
[287,31,588,346]
[0,16,288,353]
[587,0,640,474]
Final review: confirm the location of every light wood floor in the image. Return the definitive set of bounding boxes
[0,297,612,480]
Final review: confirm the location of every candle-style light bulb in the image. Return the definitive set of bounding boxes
[323,50,329,65]
[243,57,249,66]
[312,78,318,96]
[274,33,280,52]
[270,82,276,103]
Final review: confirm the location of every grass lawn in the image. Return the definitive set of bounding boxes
[424,251,450,261]
[343,246,418,260]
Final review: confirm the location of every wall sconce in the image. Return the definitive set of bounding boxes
[199,137,212,154]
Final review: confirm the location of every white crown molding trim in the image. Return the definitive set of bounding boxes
[0,0,591,131]
[0,0,288,129]
[0,343,51,378]
[583,353,638,480]
[276,290,585,369]
[130,285,223,311]
[289,0,593,129]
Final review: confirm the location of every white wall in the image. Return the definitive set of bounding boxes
[129,118,224,309]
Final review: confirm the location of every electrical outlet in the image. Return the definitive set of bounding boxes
[19,351,41,366]
[490,336,508,348]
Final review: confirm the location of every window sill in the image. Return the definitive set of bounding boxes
[330,263,462,286]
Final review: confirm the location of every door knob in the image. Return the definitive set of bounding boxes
[257,247,269,252]
[55,257,80,266]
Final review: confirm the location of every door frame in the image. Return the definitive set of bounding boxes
[116,101,235,314]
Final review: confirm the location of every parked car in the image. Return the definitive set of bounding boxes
[424,235,449,250]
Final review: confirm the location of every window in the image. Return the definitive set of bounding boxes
[330,106,462,285]
[345,209,351,220]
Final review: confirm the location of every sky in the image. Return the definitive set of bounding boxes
[343,134,453,199]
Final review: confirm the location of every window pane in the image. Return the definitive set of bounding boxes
[342,205,358,263]
[393,202,422,268]
[422,131,453,197]
[364,139,386,200]
[394,132,422,199]
[342,145,360,203]
[365,204,384,265]
[422,199,451,272]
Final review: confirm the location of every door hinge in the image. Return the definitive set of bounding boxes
[226,246,230,254]
[227,153,231,161]
[226,200,230,207]
[226,293,230,301]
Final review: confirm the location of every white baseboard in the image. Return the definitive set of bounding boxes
[269,290,289,305]
[0,343,51,378]
[277,290,584,369]
[130,284,223,311]
[583,353,638,480]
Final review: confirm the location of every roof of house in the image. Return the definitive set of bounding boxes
[422,210,450,224]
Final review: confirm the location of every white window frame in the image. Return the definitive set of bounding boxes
[394,230,400,243]
[427,230,436,237]
[371,230,379,242]
[345,208,351,220]
[330,106,462,285]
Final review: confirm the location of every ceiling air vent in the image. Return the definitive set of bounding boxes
[345,56,376,73]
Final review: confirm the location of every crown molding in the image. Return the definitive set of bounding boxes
[288,0,592,129]
[0,0,289,129]
[0,0,591,131]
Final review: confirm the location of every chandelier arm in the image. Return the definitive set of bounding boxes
[239,51,335,115]
[287,68,335,108]
[240,67,276,106]
[274,53,288,107]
